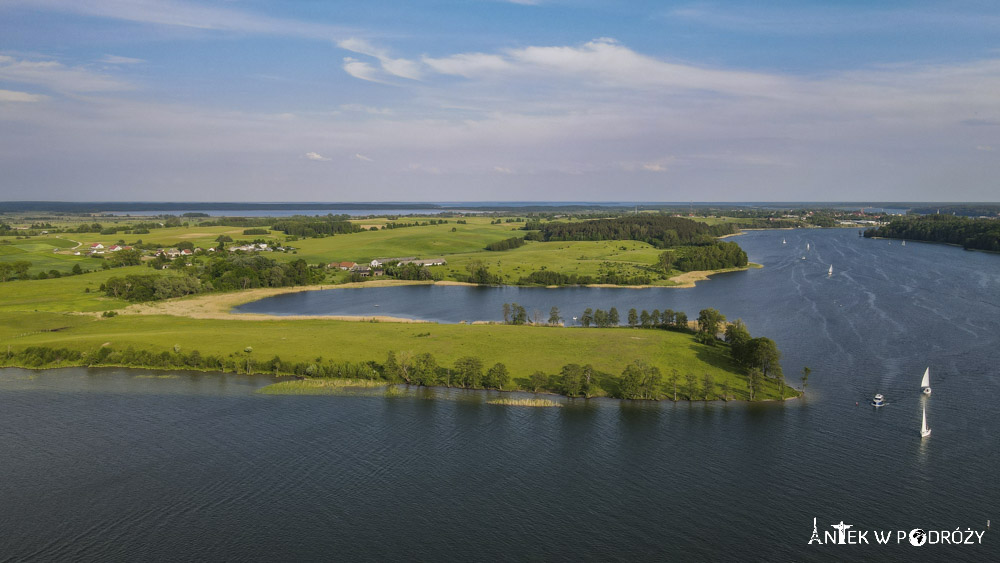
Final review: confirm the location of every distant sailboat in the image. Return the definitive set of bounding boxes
[806,242,810,251]
[828,265,833,276]
[782,238,787,244]
[902,241,906,246]
[921,367,931,395]
[921,406,932,438]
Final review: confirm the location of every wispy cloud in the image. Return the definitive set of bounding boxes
[0,89,47,102]
[353,153,373,162]
[342,58,387,84]
[11,0,354,39]
[100,54,145,65]
[0,54,134,92]
[338,38,422,81]
[303,151,330,161]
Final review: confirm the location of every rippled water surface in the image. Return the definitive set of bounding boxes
[4,229,999,561]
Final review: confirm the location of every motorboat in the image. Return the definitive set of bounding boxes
[871,393,885,407]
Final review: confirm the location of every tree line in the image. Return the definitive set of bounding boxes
[528,215,738,248]
[100,254,323,301]
[3,344,781,401]
[864,214,1000,252]
[485,236,526,251]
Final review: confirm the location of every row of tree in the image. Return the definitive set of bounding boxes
[485,236,526,251]
[5,342,793,401]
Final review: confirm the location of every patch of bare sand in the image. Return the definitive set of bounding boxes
[123,279,437,322]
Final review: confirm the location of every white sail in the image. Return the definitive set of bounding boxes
[806,243,810,250]
[921,406,931,437]
[828,265,833,275]
[921,367,930,389]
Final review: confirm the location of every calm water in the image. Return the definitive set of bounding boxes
[4,229,999,561]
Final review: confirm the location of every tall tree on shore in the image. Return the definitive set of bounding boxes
[697,308,726,338]
[628,308,638,327]
[608,307,620,326]
[702,373,715,400]
[684,373,698,400]
[674,311,688,330]
[746,337,782,378]
[548,306,561,325]
[454,356,484,388]
[581,308,593,327]
[485,362,510,390]
[640,310,651,328]
[668,369,679,401]
[502,303,511,324]
[661,309,675,327]
[725,319,751,365]
[747,368,765,401]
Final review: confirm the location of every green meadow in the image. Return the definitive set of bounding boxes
[0,309,787,400]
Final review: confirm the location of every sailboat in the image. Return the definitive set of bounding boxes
[806,242,810,251]
[902,241,906,246]
[828,265,833,276]
[920,367,931,395]
[921,406,932,438]
[782,238,787,244]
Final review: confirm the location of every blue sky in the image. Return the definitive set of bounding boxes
[1,1,999,202]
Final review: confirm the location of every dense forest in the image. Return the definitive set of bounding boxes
[864,215,1000,251]
[530,215,737,247]
[673,242,748,271]
[270,218,362,238]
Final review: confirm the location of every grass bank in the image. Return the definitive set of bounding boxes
[0,311,796,401]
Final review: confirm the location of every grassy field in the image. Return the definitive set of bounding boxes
[0,308,791,400]
[440,239,668,284]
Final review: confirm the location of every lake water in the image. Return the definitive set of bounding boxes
[3,229,999,560]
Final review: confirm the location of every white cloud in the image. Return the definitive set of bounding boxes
[16,0,352,40]
[303,152,330,161]
[0,89,47,102]
[100,55,145,65]
[422,53,513,77]
[338,38,422,81]
[642,163,667,172]
[493,166,514,174]
[0,54,133,93]
[976,145,994,151]
[353,153,373,161]
[339,103,392,115]
[342,58,386,84]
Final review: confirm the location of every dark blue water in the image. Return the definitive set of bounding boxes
[3,229,999,560]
